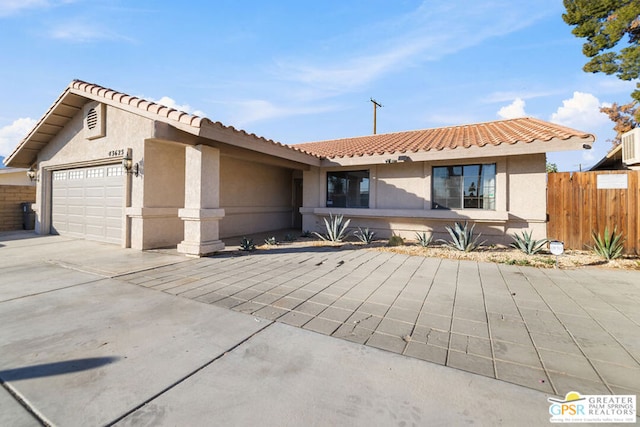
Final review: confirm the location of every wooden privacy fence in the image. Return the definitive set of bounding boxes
[547,171,640,254]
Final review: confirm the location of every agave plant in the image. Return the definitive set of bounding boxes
[354,227,376,244]
[313,213,351,242]
[510,230,548,255]
[264,236,277,246]
[439,221,485,252]
[239,237,256,251]
[415,231,433,248]
[591,226,625,260]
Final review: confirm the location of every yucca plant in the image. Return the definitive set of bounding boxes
[313,213,351,242]
[354,227,376,244]
[439,221,485,252]
[239,237,256,251]
[591,226,625,260]
[415,231,433,248]
[510,231,548,255]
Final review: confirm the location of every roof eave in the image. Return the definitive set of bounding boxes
[319,136,595,167]
[199,121,321,167]
[3,86,75,168]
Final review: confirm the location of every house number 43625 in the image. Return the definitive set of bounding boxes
[108,149,125,157]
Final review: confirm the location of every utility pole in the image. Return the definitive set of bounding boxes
[370,98,382,134]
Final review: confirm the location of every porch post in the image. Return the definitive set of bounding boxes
[177,144,225,256]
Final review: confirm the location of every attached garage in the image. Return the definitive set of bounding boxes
[3,80,316,254]
[50,164,124,244]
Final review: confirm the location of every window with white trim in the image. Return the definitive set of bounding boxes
[432,164,496,210]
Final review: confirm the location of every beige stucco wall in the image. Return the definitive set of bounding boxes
[504,153,547,240]
[375,162,426,209]
[128,139,186,249]
[219,155,293,238]
[302,154,548,245]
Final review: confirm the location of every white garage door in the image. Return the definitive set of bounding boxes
[51,165,124,244]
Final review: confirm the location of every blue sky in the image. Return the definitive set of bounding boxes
[1,0,637,171]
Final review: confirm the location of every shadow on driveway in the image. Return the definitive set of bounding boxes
[0,357,120,381]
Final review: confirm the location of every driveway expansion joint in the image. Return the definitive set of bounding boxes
[104,320,275,427]
[1,379,51,427]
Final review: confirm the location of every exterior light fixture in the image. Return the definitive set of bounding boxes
[26,166,38,182]
[122,152,132,171]
[122,152,139,177]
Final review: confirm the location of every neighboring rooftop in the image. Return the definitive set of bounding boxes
[295,117,595,159]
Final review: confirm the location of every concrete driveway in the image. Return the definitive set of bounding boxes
[123,242,640,397]
[0,232,637,426]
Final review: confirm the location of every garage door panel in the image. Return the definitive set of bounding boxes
[51,165,123,244]
[84,205,104,218]
[105,207,122,217]
[67,188,84,198]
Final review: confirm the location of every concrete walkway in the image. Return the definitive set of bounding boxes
[0,232,638,425]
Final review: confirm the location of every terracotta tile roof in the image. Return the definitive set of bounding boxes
[5,79,318,168]
[294,117,594,158]
[70,80,316,159]
[71,80,206,127]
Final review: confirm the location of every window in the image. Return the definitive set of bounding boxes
[326,170,369,208]
[432,164,496,210]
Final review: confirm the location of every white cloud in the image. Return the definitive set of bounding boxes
[485,89,561,103]
[49,21,134,43]
[596,78,637,94]
[0,0,47,16]
[550,92,609,130]
[0,0,76,17]
[276,1,556,96]
[0,118,37,158]
[229,99,337,127]
[154,96,206,117]
[582,150,596,163]
[497,98,527,119]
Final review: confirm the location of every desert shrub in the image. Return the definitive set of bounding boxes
[388,234,405,247]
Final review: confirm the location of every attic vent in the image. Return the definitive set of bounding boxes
[86,108,98,130]
[83,102,106,140]
[621,128,640,165]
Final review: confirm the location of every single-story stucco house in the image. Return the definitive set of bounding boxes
[3,80,595,256]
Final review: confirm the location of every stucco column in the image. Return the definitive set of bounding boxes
[177,144,225,256]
